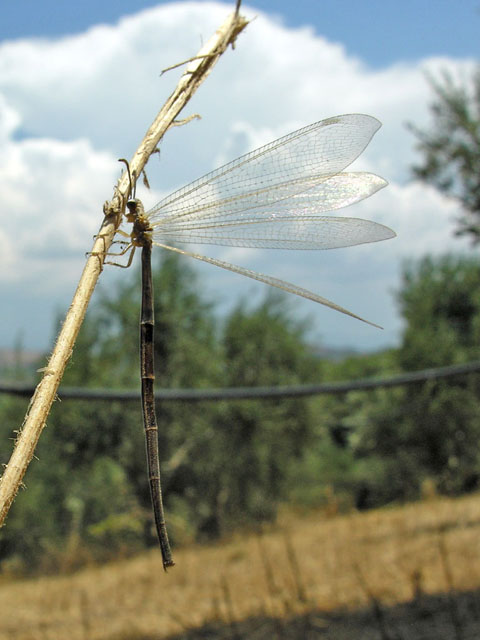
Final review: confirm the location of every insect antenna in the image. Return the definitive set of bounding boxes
[118,158,137,202]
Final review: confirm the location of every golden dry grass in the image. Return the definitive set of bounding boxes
[1,493,480,639]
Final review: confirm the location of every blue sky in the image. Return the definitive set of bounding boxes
[2,1,478,65]
[0,1,478,354]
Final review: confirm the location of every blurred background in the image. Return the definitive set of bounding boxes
[0,1,479,638]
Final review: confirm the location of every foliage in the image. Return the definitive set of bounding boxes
[398,255,480,368]
[209,294,320,532]
[356,255,480,500]
[395,67,480,496]
[0,254,323,571]
[287,255,480,510]
[409,66,480,239]
[4,246,480,573]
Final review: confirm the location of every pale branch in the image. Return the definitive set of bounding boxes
[105,8,249,220]
[161,55,216,76]
[0,5,248,528]
[170,113,202,127]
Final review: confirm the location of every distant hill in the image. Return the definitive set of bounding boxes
[311,344,361,361]
[0,348,44,376]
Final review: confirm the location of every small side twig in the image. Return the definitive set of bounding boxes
[170,113,202,127]
[161,54,215,76]
[0,3,248,529]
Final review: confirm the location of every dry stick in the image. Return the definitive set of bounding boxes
[256,532,286,639]
[0,5,248,528]
[437,533,464,640]
[282,531,316,637]
[353,562,399,640]
[220,575,241,640]
[282,531,308,605]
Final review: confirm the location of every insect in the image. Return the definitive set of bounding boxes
[114,113,394,569]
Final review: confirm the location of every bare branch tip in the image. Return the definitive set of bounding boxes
[170,113,202,128]
[160,54,212,76]
[142,170,151,189]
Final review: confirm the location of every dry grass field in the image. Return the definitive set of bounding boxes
[1,494,480,639]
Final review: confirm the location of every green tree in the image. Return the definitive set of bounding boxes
[399,66,480,495]
[410,66,480,239]
[1,255,327,570]
[214,293,321,531]
[0,252,223,570]
[398,255,480,369]
[147,291,322,539]
[357,255,480,498]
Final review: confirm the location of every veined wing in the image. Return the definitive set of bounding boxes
[153,216,394,250]
[150,172,392,248]
[153,242,382,328]
[146,114,382,225]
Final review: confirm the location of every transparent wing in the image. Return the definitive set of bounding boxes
[156,215,394,250]
[146,114,382,228]
[141,114,391,326]
[151,172,393,248]
[153,242,382,328]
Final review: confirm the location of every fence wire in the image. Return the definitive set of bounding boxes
[2,360,480,403]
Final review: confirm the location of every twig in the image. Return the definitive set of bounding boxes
[220,575,241,640]
[283,530,308,604]
[257,532,286,639]
[170,113,202,127]
[161,54,215,76]
[0,5,248,528]
[437,533,464,640]
[353,562,400,640]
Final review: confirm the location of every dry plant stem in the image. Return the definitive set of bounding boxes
[105,8,248,219]
[0,6,248,528]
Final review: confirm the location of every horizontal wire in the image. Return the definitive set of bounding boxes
[3,360,480,402]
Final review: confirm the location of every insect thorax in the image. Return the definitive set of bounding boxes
[126,198,152,246]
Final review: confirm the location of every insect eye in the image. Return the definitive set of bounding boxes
[126,199,138,214]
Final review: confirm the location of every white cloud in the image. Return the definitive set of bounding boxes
[0,1,475,350]
[0,98,117,288]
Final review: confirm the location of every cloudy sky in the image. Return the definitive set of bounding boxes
[0,1,478,355]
